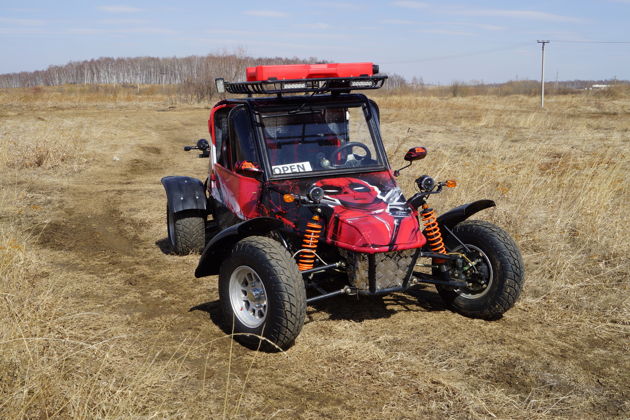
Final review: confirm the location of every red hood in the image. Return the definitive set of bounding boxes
[314,177,426,253]
[325,206,425,253]
[258,172,427,253]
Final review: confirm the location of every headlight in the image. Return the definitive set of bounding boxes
[308,186,325,203]
[416,175,435,192]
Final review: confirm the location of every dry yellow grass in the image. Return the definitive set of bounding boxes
[0,87,628,419]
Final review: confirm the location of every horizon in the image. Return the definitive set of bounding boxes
[3,51,629,85]
[1,0,629,84]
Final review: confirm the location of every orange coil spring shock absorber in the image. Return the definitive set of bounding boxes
[297,214,322,271]
[421,204,446,255]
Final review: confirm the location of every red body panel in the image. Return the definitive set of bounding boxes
[313,175,425,253]
[246,62,375,81]
[326,211,423,252]
[213,164,261,219]
[209,104,231,146]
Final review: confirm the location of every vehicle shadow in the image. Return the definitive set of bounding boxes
[189,287,450,331]
[189,300,227,333]
[307,286,448,323]
[155,237,173,255]
[407,287,450,312]
[307,295,397,322]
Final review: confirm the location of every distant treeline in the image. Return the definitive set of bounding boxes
[0,52,410,100]
[0,53,322,87]
[0,53,323,100]
[1,52,627,101]
[384,78,630,98]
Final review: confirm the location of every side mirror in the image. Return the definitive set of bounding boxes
[197,139,210,158]
[184,138,210,157]
[404,146,427,162]
[394,146,428,177]
[235,161,263,177]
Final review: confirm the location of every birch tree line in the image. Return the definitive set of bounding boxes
[0,52,411,101]
[0,52,320,88]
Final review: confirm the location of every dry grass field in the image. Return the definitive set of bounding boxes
[0,86,628,419]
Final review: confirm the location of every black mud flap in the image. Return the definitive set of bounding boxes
[436,199,496,230]
[195,217,283,278]
[161,176,207,214]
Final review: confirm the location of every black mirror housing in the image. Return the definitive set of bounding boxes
[404,146,427,162]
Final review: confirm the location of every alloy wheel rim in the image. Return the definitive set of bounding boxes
[228,265,267,328]
[454,244,493,299]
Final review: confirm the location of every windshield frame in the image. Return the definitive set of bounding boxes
[251,96,390,180]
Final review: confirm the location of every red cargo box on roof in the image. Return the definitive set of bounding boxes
[246,62,377,81]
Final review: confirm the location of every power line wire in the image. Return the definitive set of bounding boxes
[382,40,630,66]
[381,42,531,65]
[550,40,630,44]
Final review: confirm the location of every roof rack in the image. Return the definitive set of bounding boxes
[217,75,387,95]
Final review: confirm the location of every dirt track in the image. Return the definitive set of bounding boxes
[3,102,628,419]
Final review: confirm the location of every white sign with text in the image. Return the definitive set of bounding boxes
[272,161,313,175]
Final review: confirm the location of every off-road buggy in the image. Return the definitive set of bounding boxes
[162,62,524,351]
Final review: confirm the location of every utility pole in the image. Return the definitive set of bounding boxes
[537,40,550,108]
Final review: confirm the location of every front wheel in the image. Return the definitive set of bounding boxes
[219,236,306,351]
[436,220,524,320]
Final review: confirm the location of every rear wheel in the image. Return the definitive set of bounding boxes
[436,220,524,319]
[219,236,306,351]
[166,206,206,255]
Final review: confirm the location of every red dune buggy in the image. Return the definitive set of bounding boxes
[162,63,524,350]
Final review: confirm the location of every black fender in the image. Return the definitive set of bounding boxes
[195,217,283,278]
[436,199,496,230]
[161,176,207,214]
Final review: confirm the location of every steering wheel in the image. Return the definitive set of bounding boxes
[328,142,372,168]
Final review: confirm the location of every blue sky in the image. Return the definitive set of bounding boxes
[1,0,629,83]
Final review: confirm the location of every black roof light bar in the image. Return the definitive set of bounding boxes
[215,75,387,96]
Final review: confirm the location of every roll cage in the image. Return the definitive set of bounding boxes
[210,94,390,182]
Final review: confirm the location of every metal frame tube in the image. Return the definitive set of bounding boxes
[300,262,343,275]
[306,286,353,304]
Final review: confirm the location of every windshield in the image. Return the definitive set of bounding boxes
[258,104,384,177]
